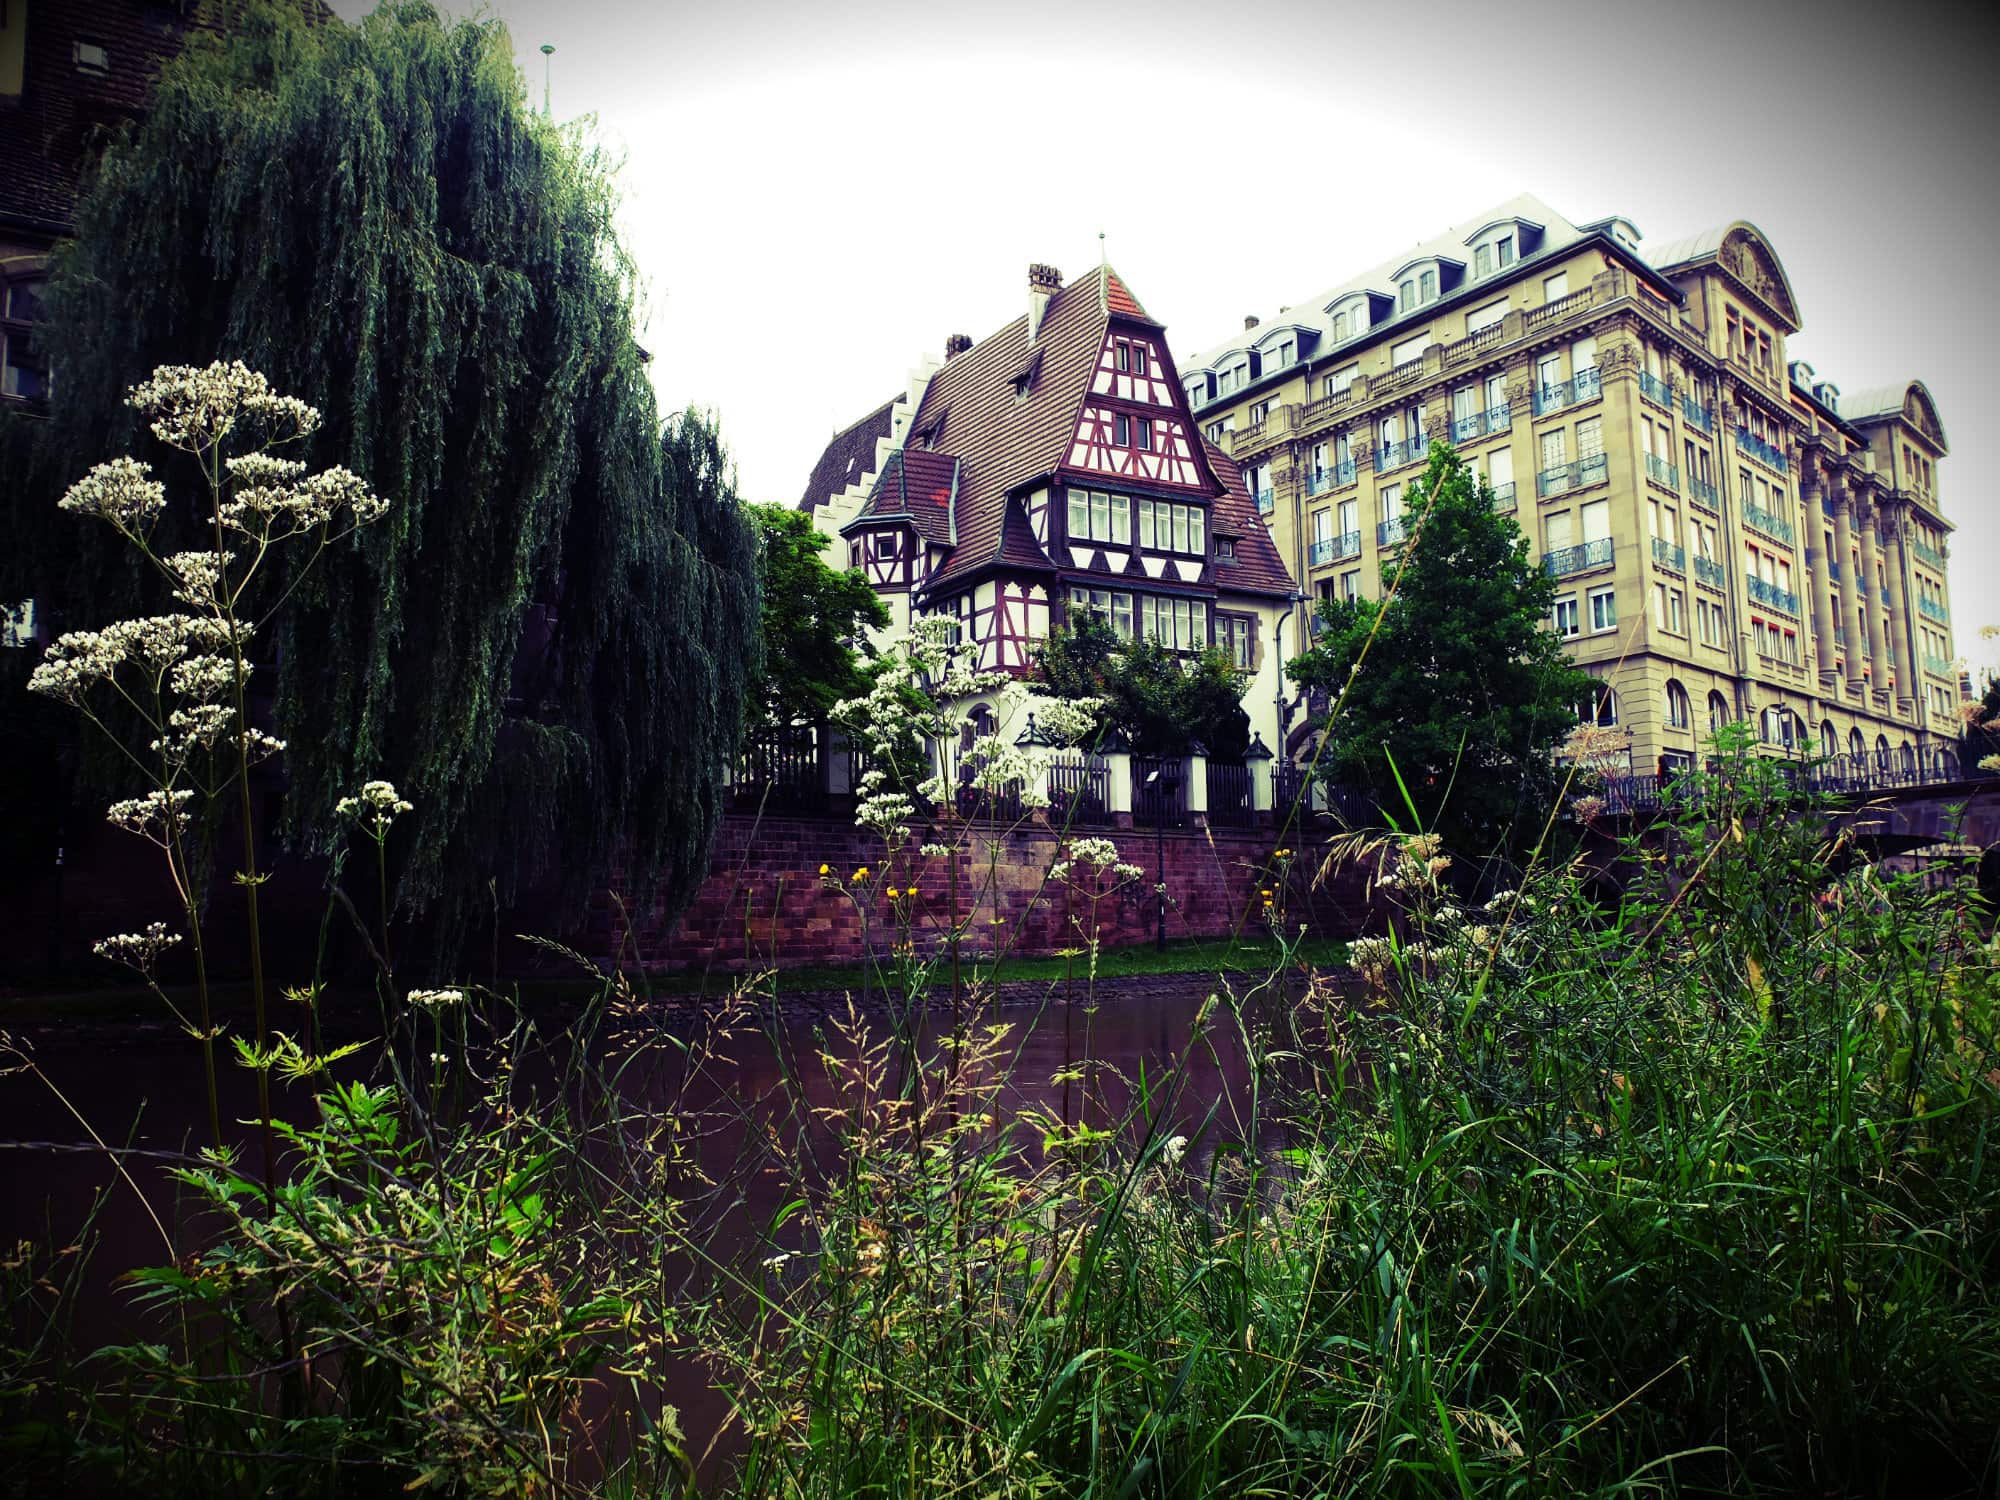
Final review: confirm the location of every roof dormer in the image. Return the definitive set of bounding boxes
[1251,320,1315,377]
[1464,215,1546,279]
[1324,292,1373,344]
[1391,255,1462,315]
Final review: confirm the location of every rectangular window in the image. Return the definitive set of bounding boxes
[1576,417,1604,459]
[1069,587,1135,641]
[1540,428,1567,470]
[1091,489,1111,540]
[1545,511,1574,554]
[1668,589,1684,634]
[1467,297,1508,333]
[1312,508,1332,545]
[1484,372,1507,411]
[1115,343,1130,373]
[1171,505,1189,553]
[1326,363,1357,398]
[1589,586,1616,632]
[1554,596,1580,638]
[1137,499,1155,549]
[1114,413,1131,446]
[1111,493,1130,546]
[1338,497,1358,536]
[1134,417,1153,452]
[1581,499,1610,543]
[1068,488,1089,539]
[1571,335,1597,373]
[1380,483,1404,522]
[1544,271,1570,301]
[1475,243,1493,277]
[1340,570,1360,600]
[1391,333,1428,367]
[1488,447,1513,488]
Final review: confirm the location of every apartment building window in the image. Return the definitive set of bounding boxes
[1652,583,1684,635]
[1539,427,1567,473]
[1466,297,1507,334]
[1453,384,1476,426]
[1311,508,1332,548]
[1205,420,1225,443]
[1488,447,1514,494]
[1399,279,1417,312]
[1067,487,1131,545]
[1380,483,1404,524]
[1554,595,1580,639]
[1247,400,1272,426]
[1069,586,1135,640]
[1140,595,1208,652]
[1340,570,1360,600]
[1695,597,1722,646]
[1710,692,1733,733]
[1331,309,1349,342]
[1572,336,1598,377]
[1338,497,1358,538]
[1577,417,1604,461]
[1420,269,1437,301]
[1135,417,1153,451]
[1484,372,1507,412]
[1581,681,1618,726]
[1391,333,1428,368]
[1537,351,1564,396]
[1324,364,1357,400]
[1114,340,1150,375]
[1216,613,1255,669]
[1543,271,1569,301]
[1545,509,1573,555]
[1666,680,1692,730]
[1588,586,1617,633]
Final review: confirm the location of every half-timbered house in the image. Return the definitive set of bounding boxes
[799,262,1298,754]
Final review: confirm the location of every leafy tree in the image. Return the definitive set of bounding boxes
[19,1,759,952]
[744,504,888,726]
[1035,616,1250,758]
[1286,443,1594,857]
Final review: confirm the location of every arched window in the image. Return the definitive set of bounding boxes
[1665,680,1691,730]
[1849,727,1865,761]
[1820,720,1837,756]
[1706,691,1731,734]
[1580,682,1617,727]
[1,263,51,405]
[1899,740,1915,771]
[1875,734,1891,769]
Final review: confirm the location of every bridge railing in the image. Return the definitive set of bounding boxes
[1588,747,1966,817]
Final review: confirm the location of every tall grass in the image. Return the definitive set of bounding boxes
[5,737,1998,1497]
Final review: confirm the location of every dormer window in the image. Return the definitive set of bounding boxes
[1328,296,1370,343]
[73,41,111,76]
[1474,234,1516,277]
[1398,279,1416,313]
[1012,376,1032,403]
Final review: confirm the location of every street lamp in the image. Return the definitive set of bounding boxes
[1146,762,1182,952]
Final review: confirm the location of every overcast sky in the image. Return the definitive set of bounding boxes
[330,0,1999,675]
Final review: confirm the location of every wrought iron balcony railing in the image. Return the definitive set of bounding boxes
[1747,575,1799,615]
[1742,502,1794,544]
[1544,537,1614,577]
[1645,452,1680,490]
[1735,427,1788,473]
[1536,451,1609,498]
[1651,535,1686,572]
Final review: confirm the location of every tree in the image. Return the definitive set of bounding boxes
[1963,670,1999,778]
[1034,616,1251,758]
[744,504,888,726]
[1286,443,1594,858]
[19,1,759,952]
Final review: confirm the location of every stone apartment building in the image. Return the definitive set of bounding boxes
[1181,194,1957,780]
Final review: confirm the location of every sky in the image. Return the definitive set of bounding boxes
[333,0,2000,678]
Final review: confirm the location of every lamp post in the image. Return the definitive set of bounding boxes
[539,44,554,116]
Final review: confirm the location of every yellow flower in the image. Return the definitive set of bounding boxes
[885,886,900,899]
[1262,898,1273,908]
[819,863,830,876]
[851,867,869,882]
[1260,888,1273,898]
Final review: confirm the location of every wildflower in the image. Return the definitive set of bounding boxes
[1163,1134,1188,1166]
[818,863,830,876]
[126,361,322,451]
[58,458,166,533]
[169,653,242,703]
[1571,794,1607,823]
[429,1052,449,1066]
[885,886,900,899]
[851,867,869,882]
[1348,935,1396,981]
[106,789,195,844]
[406,988,465,1009]
[1273,848,1292,858]
[919,843,951,858]
[93,922,180,973]
[162,551,227,608]
[1260,888,1273,899]
[336,780,413,832]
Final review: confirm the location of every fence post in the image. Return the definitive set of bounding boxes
[1106,750,1134,830]
[1186,752,1209,821]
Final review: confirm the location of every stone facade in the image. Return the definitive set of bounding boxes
[1188,197,1958,780]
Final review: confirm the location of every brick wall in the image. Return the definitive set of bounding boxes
[589,813,1374,973]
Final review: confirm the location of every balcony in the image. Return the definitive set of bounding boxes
[1742,502,1794,545]
[1644,452,1680,491]
[1688,475,1719,511]
[1924,652,1954,678]
[1879,586,1893,605]
[1535,451,1609,498]
[1449,404,1512,444]
[1377,516,1407,549]
[1307,531,1363,567]
[1747,576,1799,615]
[1304,458,1356,493]
[1651,535,1686,573]
[1693,555,1726,590]
[1533,365,1603,416]
[1918,596,1950,624]
[1680,393,1715,434]
[1911,538,1946,571]
[1488,481,1517,512]
[1638,370,1674,408]
[1826,559,1841,583]
[1544,537,1614,578]
[1375,437,1428,471]
[1735,427,1788,473]
[1254,487,1274,515]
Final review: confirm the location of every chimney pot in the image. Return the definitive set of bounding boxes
[945,333,972,359]
[1244,314,1260,331]
[1027,263,1063,292]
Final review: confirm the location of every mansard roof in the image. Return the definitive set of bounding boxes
[1649,220,1801,330]
[798,398,897,513]
[1840,381,1949,452]
[1200,440,1295,599]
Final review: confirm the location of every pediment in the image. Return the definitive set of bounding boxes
[1904,382,1948,452]
[1718,225,1800,330]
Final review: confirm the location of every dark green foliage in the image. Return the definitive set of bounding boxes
[744,503,887,726]
[1034,614,1251,757]
[24,1,759,949]
[1287,442,1593,857]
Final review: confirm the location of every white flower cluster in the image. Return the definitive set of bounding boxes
[961,736,1052,810]
[127,361,321,451]
[219,463,386,540]
[93,921,181,972]
[406,987,465,1009]
[855,789,915,840]
[168,653,242,703]
[58,458,166,533]
[337,780,414,833]
[1031,695,1107,748]
[27,614,230,704]
[106,789,194,843]
[1047,835,1143,885]
[1375,831,1452,892]
[1348,934,1397,981]
[162,550,226,609]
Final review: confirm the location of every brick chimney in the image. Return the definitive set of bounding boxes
[1027,263,1062,340]
[944,332,973,360]
[1244,314,1260,331]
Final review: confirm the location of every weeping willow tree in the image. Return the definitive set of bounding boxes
[27,0,759,953]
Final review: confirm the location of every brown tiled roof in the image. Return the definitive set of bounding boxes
[1104,269,1150,321]
[797,398,897,513]
[0,0,191,237]
[1202,440,1295,599]
[993,495,1055,572]
[844,447,958,547]
[913,271,1117,595]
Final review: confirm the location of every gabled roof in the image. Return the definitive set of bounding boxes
[908,268,1127,594]
[798,398,897,512]
[843,447,959,546]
